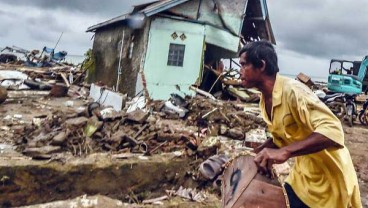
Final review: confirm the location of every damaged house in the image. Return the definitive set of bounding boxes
[86,0,275,100]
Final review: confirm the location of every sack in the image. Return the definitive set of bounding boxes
[221,153,289,208]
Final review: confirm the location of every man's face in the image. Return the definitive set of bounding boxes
[239,52,261,88]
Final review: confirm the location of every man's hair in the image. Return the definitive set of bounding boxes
[238,40,279,76]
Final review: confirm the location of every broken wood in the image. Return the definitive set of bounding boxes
[133,124,148,140]
[126,110,149,124]
[59,72,70,87]
[149,141,168,155]
[222,154,287,208]
[142,195,169,204]
[189,85,216,100]
[202,108,218,119]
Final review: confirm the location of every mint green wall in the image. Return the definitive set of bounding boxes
[205,24,240,53]
[143,17,205,100]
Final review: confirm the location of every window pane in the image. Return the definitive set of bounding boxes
[167,43,185,67]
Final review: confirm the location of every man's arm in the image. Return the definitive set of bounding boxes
[254,132,341,175]
[253,138,279,154]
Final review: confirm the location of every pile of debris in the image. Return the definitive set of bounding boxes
[0,54,270,161]
[6,94,266,160]
[1,46,71,67]
[0,62,274,207]
[0,65,86,93]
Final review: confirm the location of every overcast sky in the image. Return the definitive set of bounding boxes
[1,0,367,79]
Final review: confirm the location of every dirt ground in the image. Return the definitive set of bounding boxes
[343,122,368,207]
[1,94,368,207]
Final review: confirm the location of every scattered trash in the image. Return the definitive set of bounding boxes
[199,154,229,180]
[90,83,127,111]
[138,155,149,160]
[126,96,146,113]
[13,114,23,119]
[164,100,188,118]
[175,186,207,203]
[64,100,74,107]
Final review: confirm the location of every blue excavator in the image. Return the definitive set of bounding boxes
[326,56,368,126]
[327,56,368,94]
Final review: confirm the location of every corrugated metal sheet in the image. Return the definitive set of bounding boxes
[87,14,130,32]
[168,0,247,36]
[204,25,239,53]
[141,0,190,16]
[198,0,247,35]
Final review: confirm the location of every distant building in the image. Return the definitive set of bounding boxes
[87,0,275,100]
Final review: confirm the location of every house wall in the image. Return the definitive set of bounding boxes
[90,21,151,97]
[142,17,205,100]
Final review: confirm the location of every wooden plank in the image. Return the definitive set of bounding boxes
[222,155,258,208]
[232,179,287,208]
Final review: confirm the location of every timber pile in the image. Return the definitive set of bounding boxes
[0,64,86,92]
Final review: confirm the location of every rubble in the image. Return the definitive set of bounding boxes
[0,54,17,63]
[0,93,266,160]
[1,63,367,207]
[0,62,270,207]
[296,72,315,88]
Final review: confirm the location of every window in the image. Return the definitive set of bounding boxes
[344,79,351,85]
[167,43,185,67]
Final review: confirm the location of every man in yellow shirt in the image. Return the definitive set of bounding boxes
[239,41,361,208]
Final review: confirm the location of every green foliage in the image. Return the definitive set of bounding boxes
[82,48,96,82]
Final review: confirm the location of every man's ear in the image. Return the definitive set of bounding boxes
[260,60,266,72]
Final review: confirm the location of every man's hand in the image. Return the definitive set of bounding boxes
[254,148,291,177]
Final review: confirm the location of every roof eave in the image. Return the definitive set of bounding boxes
[142,0,190,16]
[86,0,190,33]
[86,14,130,32]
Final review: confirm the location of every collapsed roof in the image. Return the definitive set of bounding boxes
[87,0,275,45]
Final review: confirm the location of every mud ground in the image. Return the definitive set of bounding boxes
[343,123,368,207]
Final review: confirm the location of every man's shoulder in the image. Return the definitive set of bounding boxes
[278,75,304,92]
[279,75,317,99]
[279,75,303,87]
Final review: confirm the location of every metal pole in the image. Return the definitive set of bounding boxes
[53,32,64,51]
[116,31,125,91]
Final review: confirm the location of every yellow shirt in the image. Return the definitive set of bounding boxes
[259,74,361,208]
